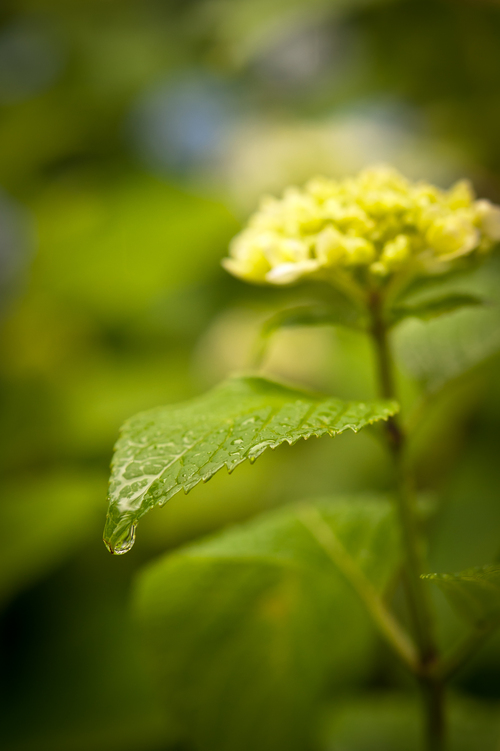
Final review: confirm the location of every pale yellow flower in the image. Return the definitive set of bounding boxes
[222,166,500,288]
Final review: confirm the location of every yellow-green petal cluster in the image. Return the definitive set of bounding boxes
[222,166,500,287]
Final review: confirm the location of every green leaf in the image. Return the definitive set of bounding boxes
[104,376,398,554]
[394,257,500,392]
[254,301,367,365]
[262,301,366,335]
[422,565,500,628]
[389,293,485,326]
[134,496,401,751]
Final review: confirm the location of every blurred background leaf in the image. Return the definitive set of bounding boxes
[0,471,105,607]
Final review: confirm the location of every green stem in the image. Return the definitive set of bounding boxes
[421,676,446,751]
[369,291,445,751]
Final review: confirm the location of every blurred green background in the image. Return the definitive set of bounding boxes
[1,1,500,749]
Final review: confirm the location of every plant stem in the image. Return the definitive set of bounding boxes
[421,676,446,751]
[369,291,446,751]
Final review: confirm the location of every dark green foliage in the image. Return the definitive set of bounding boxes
[318,694,500,751]
[134,496,400,751]
[389,294,485,327]
[423,565,500,628]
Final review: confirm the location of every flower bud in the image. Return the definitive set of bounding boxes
[475,199,500,240]
[426,212,479,259]
[380,234,411,270]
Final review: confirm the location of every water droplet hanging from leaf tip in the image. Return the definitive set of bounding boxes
[104,521,137,555]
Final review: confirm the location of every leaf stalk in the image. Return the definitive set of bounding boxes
[299,505,419,673]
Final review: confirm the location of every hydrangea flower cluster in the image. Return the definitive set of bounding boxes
[222,166,500,288]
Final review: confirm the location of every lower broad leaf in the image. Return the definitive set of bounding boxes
[133,495,400,751]
[422,565,500,628]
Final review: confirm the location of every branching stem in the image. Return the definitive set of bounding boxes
[369,291,445,751]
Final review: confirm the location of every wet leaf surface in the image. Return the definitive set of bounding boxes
[104,375,398,554]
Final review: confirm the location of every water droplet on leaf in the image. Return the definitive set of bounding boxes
[103,520,137,555]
